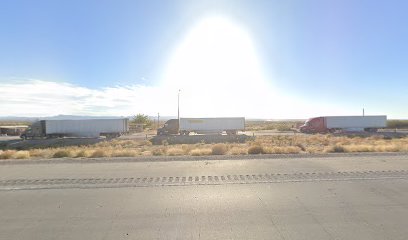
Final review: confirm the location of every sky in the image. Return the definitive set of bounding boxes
[0,0,407,119]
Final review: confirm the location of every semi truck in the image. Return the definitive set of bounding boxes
[299,115,387,134]
[20,119,129,139]
[157,117,245,135]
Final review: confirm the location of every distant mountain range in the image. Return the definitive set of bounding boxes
[0,115,177,122]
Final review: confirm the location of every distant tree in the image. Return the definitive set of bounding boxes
[132,114,153,129]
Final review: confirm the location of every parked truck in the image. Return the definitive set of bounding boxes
[157,117,245,135]
[20,119,129,139]
[299,115,387,133]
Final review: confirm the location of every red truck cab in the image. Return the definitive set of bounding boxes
[299,117,328,133]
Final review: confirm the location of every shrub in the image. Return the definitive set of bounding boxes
[325,145,346,153]
[276,126,292,131]
[374,145,401,152]
[131,113,153,129]
[229,147,248,155]
[75,150,90,158]
[295,143,306,151]
[167,148,185,156]
[29,149,48,158]
[211,144,227,155]
[387,120,408,129]
[181,144,193,154]
[14,151,30,159]
[90,149,109,158]
[141,151,153,156]
[248,145,264,154]
[152,148,166,156]
[53,150,72,158]
[190,148,212,156]
[263,146,301,154]
[140,140,153,146]
[344,145,372,152]
[0,150,16,159]
[305,146,322,154]
[111,149,139,157]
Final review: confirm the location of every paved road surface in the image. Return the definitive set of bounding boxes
[0,154,408,239]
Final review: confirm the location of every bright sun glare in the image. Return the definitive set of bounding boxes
[161,16,276,117]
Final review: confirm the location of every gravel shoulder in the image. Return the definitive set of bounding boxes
[1,151,408,165]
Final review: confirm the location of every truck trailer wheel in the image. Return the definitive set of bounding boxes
[364,128,378,132]
[180,131,190,136]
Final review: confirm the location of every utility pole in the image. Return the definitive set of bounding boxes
[157,112,160,129]
[178,89,181,123]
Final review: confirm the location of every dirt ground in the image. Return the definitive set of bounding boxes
[1,129,407,150]
[0,132,152,150]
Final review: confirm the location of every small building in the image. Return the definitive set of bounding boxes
[0,126,28,136]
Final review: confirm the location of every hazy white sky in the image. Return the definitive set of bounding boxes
[1,17,355,119]
[1,0,406,119]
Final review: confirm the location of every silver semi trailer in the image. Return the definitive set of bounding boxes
[21,119,129,139]
[157,117,245,135]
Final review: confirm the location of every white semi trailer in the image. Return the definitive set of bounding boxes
[157,117,245,135]
[21,119,129,139]
[300,115,387,133]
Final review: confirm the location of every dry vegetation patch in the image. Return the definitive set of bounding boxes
[111,149,139,157]
[228,146,248,155]
[75,149,91,158]
[14,151,30,159]
[152,147,166,156]
[90,149,109,158]
[211,144,228,155]
[53,150,72,158]
[167,147,185,156]
[246,120,302,131]
[190,148,212,156]
[0,150,17,159]
[2,135,408,160]
[248,145,264,154]
[263,146,301,154]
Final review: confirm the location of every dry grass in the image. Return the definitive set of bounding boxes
[152,148,166,156]
[2,135,408,159]
[14,151,30,159]
[211,144,228,155]
[75,149,91,158]
[325,144,405,153]
[228,146,248,155]
[167,148,185,156]
[246,120,302,131]
[387,120,408,129]
[190,148,212,156]
[0,121,31,126]
[0,150,30,159]
[53,150,72,158]
[111,149,139,157]
[263,146,301,154]
[324,145,346,153]
[141,150,153,156]
[29,149,51,158]
[248,145,264,154]
[90,149,109,158]
[0,150,17,159]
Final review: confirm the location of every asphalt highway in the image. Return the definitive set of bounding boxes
[0,154,407,239]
